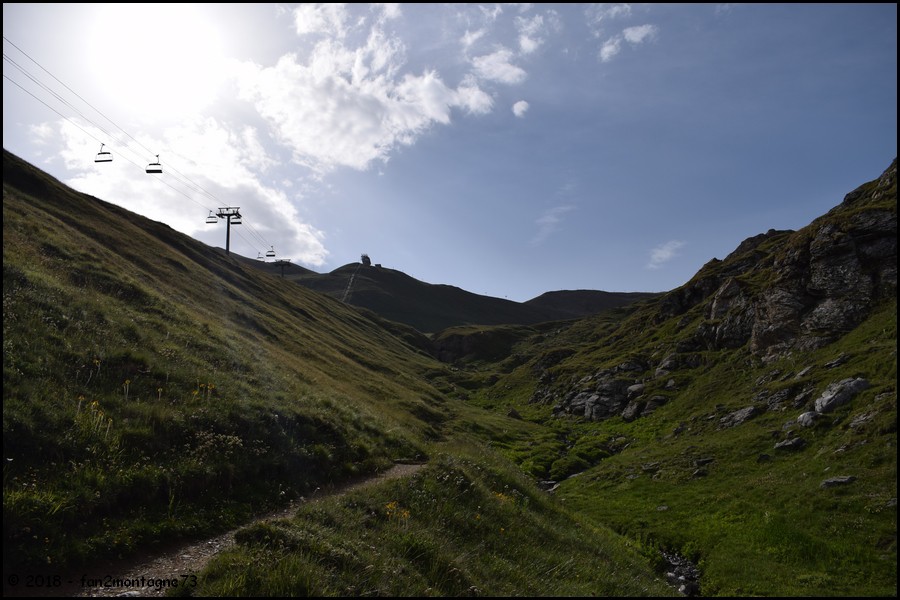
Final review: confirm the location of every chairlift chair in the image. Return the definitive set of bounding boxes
[206,211,218,224]
[266,246,276,258]
[231,215,242,225]
[146,155,162,174]
[257,252,264,260]
[95,143,112,163]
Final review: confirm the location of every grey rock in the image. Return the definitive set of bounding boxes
[775,437,806,451]
[820,476,857,488]
[814,378,870,413]
[720,406,759,428]
[796,411,820,427]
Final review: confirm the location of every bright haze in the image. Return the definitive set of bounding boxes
[3,3,897,301]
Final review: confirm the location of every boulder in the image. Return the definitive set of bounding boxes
[814,378,870,413]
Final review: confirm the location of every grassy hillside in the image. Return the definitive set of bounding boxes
[2,149,672,596]
[3,149,894,597]
[445,160,898,596]
[2,148,443,572]
[459,301,896,595]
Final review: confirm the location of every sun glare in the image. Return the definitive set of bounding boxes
[86,4,227,121]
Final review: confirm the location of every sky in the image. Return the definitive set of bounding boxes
[3,3,897,302]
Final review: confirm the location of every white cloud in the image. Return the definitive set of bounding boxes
[515,14,545,54]
[457,75,495,114]
[512,100,529,117]
[294,3,350,38]
[646,240,685,270]
[599,24,659,62]
[235,19,493,174]
[375,3,402,22]
[461,28,486,50]
[715,4,738,16]
[479,4,504,22]
[29,123,54,144]
[623,24,658,44]
[599,38,622,62]
[585,3,632,37]
[531,204,575,245]
[472,48,527,84]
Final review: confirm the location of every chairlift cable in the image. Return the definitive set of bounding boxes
[4,36,158,160]
[5,36,282,257]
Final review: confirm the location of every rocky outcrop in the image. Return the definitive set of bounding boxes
[535,160,895,425]
[655,160,896,361]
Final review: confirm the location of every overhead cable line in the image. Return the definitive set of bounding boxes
[3,35,282,258]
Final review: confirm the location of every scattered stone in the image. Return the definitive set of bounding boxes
[849,411,876,429]
[657,505,670,511]
[795,366,814,379]
[820,476,857,488]
[694,457,715,467]
[660,549,701,597]
[720,406,759,428]
[774,437,806,451]
[506,407,522,419]
[796,411,820,427]
[825,353,850,368]
[792,387,814,408]
[621,400,645,422]
[757,453,772,463]
[814,378,870,413]
[765,389,793,409]
[691,469,708,478]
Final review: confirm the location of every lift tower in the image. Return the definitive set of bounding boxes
[213,207,242,255]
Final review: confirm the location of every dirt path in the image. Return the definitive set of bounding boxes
[18,462,424,598]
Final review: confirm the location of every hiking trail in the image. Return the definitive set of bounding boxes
[14,462,424,598]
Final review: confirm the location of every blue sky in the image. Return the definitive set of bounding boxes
[3,3,897,301]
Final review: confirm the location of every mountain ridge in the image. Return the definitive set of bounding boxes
[237,255,662,333]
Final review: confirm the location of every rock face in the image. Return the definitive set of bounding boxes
[539,159,896,424]
[663,159,896,361]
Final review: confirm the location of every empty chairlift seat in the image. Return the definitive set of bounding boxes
[95,143,112,163]
[146,155,162,174]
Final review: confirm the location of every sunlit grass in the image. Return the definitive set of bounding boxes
[190,447,675,597]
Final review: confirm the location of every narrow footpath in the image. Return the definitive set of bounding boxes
[5,462,424,598]
[80,462,425,597]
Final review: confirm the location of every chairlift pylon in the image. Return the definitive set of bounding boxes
[206,211,218,224]
[146,154,162,174]
[266,246,276,258]
[95,143,112,163]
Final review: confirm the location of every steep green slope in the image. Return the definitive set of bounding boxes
[452,159,897,596]
[2,148,448,573]
[2,149,673,596]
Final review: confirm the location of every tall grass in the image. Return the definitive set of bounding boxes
[187,445,675,597]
